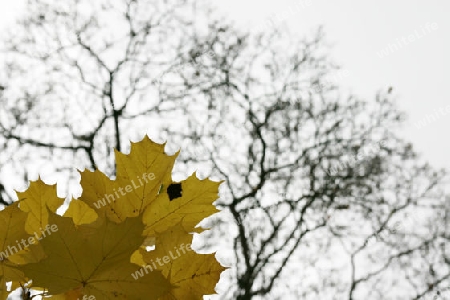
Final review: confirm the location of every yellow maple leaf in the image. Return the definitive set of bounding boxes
[19,211,172,299]
[0,203,31,299]
[1,136,224,299]
[138,223,225,299]
[16,179,64,236]
[80,136,178,222]
[143,174,221,236]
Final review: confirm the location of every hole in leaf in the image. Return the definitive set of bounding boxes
[145,245,155,252]
[167,183,182,201]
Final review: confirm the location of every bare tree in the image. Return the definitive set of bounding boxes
[0,0,449,299]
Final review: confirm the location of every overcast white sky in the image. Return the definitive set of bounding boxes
[0,0,449,170]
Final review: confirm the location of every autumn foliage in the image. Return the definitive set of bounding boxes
[0,136,225,299]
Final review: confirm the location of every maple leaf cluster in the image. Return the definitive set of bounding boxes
[0,137,225,299]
